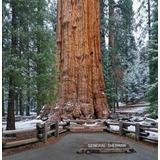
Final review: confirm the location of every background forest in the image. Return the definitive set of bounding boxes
[2,0,158,129]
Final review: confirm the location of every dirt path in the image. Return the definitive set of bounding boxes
[3,133,158,160]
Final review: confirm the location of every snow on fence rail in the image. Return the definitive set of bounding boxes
[2,120,158,149]
[119,104,150,108]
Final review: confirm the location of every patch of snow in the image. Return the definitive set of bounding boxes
[70,122,78,125]
[55,105,59,109]
[128,125,135,132]
[146,131,158,141]
[2,119,43,131]
[59,121,64,124]
[84,122,98,126]
[36,115,40,119]
[103,110,107,115]
[110,125,119,131]
[119,102,126,106]
[42,105,46,110]
[120,107,149,114]
[66,102,72,106]
[30,112,38,115]
[145,118,158,123]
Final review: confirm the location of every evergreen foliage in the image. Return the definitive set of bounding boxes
[147,0,158,117]
[100,0,139,108]
[2,0,58,127]
[100,0,115,108]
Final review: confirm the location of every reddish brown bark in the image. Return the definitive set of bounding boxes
[40,0,110,121]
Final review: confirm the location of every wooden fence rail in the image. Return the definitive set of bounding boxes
[2,119,158,149]
[104,121,158,143]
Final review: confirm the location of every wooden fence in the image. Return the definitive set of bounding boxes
[104,121,158,143]
[2,120,158,149]
[2,121,67,149]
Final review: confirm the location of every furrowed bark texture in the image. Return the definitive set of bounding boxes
[48,0,110,121]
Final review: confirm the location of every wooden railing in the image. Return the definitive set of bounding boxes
[2,119,158,149]
[104,121,158,143]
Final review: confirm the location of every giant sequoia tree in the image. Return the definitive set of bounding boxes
[43,0,110,120]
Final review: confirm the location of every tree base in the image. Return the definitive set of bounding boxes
[38,100,110,122]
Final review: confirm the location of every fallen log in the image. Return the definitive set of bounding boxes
[116,111,138,114]
[119,104,150,108]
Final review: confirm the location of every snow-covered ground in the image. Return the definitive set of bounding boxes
[2,119,43,131]
[118,106,149,114]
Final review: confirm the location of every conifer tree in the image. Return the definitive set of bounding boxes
[147,0,158,117]
[100,0,115,109]
[3,0,58,128]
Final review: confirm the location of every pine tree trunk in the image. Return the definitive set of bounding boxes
[26,91,30,116]
[109,0,115,48]
[19,89,23,116]
[36,41,42,115]
[7,76,15,130]
[15,93,18,115]
[50,0,110,120]
[26,38,30,116]
[6,0,17,130]
[37,93,41,115]
[24,21,30,116]
[2,88,5,116]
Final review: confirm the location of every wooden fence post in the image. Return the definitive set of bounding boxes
[135,123,140,141]
[66,121,70,132]
[119,121,124,136]
[55,121,59,138]
[43,123,48,144]
[50,122,55,136]
[36,123,43,141]
[103,121,106,131]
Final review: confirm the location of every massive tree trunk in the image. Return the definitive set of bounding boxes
[51,0,110,120]
[40,0,110,121]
